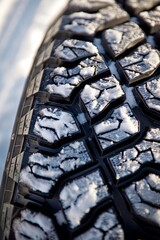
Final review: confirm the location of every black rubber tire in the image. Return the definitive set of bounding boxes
[1,0,160,239]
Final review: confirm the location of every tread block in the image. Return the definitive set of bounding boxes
[109,128,160,180]
[45,54,109,100]
[125,0,160,14]
[139,6,160,34]
[59,169,109,228]
[54,39,98,63]
[63,4,129,38]
[117,43,160,84]
[102,22,145,59]
[33,107,80,144]
[36,39,99,66]
[2,0,160,239]
[69,0,116,13]
[94,104,140,153]
[12,208,58,240]
[80,75,124,118]
[75,208,124,240]
[19,141,92,194]
[125,173,160,227]
[136,75,160,115]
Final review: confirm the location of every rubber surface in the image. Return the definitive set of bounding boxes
[1,0,160,239]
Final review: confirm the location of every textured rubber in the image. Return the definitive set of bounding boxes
[1,0,160,239]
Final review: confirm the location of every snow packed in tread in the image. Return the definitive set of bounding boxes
[3,0,160,239]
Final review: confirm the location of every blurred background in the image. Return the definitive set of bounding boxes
[0,0,68,183]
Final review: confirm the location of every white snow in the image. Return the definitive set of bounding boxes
[68,11,102,20]
[54,211,66,226]
[52,74,80,85]
[119,105,138,134]
[13,209,58,240]
[133,202,160,227]
[104,22,145,57]
[109,61,120,79]
[55,45,76,61]
[123,85,138,108]
[80,66,95,77]
[125,173,160,227]
[146,128,160,140]
[20,141,91,193]
[140,7,160,30]
[94,104,139,149]
[147,78,160,98]
[147,174,160,191]
[63,39,98,55]
[81,85,99,104]
[46,54,107,98]
[54,39,98,61]
[34,121,55,143]
[148,99,160,111]
[137,179,160,206]
[34,107,79,143]
[95,119,119,135]
[119,43,160,83]
[81,76,124,118]
[94,104,139,140]
[46,83,74,97]
[99,4,129,22]
[60,170,109,228]
[75,209,124,240]
[47,73,82,97]
[77,113,87,124]
[105,29,123,44]
[137,77,160,112]
[51,67,68,76]
[114,150,152,178]
[64,4,129,37]
[145,49,160,68]
[109,127,160,179]
[20,167,54,193]
[95,211,117,231]
[64,21,97,36]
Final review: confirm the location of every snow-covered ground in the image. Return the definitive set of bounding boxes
[0,0,68,183]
